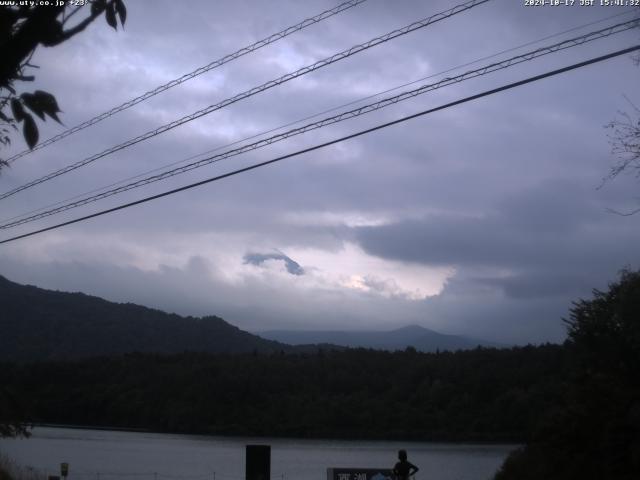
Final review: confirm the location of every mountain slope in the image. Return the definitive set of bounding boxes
[0,275,290,361]
[258,324,503,352]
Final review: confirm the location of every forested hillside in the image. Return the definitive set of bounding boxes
[0,275,290,360]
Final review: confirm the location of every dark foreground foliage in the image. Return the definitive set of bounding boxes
[495,269,640,480]
[0,344,569,442]
[1,2,126,158]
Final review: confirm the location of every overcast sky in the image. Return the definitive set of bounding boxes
[1,0,639,343]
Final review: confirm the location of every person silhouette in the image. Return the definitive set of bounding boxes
[392,450,419,480]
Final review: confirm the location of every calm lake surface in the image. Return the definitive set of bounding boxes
[0,427,516,480]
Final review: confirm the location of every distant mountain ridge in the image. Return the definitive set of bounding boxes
[258,324,504,352]
[0,274,292,361]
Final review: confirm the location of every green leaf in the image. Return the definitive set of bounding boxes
[22,113,38,149]
[105,1,117,30]
[10,99,25,122]
[21,93,46,121]
[91,0,106,16]
[19,91,62,124]
[34,90,62,123]
[115,0,126,27]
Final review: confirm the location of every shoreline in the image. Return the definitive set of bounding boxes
[28,423,522,447]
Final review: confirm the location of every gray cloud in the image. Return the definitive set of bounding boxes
[1,0,639,345]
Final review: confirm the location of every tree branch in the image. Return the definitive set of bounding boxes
[54,2,109,45]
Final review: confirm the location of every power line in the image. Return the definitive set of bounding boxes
[0,0,491,202]
[4,0,371,163]
[2,18,636,231]
[4,8,634,227]
[1,44,637,246]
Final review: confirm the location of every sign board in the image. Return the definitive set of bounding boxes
[327,468,393,480]
[60,463,69,478]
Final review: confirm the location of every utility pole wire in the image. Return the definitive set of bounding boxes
[0,0,490,201]
[5,0,371,163]
[1,18,636,230]
[3,8,634,227]
[1,44,637,246]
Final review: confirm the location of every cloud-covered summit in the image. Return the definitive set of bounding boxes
[244,251,305,276]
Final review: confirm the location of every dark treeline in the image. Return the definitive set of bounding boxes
[0,344,569,442]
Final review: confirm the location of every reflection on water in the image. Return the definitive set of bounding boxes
[0,427,515,480]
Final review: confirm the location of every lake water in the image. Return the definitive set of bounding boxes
[0,427,515,480]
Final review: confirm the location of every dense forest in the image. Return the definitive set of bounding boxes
[1,344,568,441]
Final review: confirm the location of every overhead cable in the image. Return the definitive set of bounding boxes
[1,44,637,246]
[4,0,371,163]
[1,18,637,231]
[0,0,491,201]
[4,7,634,227]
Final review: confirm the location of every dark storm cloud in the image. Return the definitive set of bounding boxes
[244,251,305,275]
[481,272,594,300]
[354,177,640,300]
